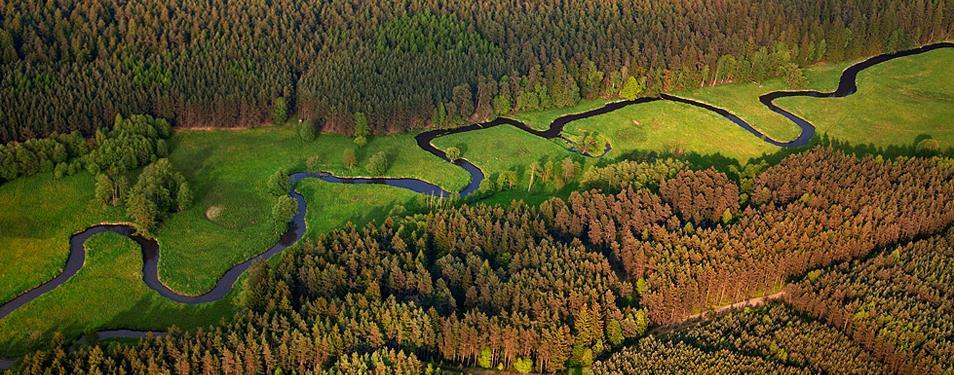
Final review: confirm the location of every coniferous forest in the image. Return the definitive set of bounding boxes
[1,0,952,141]
[2,0,954,373]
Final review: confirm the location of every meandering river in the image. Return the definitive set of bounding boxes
[0,43,950,362]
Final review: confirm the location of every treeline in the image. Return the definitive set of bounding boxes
[592,336,804,374]
[0,114,170,184]
[786,227,954,374]
[14,147,953,373]
[15,202,646,373]
[0,112,190,232]
[0,131,86,181]
[3,0,952,141]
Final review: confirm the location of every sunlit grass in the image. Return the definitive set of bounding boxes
[0,232,235,357]
[158,126,467,294]
[0,173,123,303]
[778,48,954,147]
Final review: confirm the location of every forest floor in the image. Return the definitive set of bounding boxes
[0,47,951,356]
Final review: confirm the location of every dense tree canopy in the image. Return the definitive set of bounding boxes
[125,158,191,232]
[786,227,954,374]
[2,0,951,142]
[594,304,887,374]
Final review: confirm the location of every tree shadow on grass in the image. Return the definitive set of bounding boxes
[0,289,235,359]
[609,132,951,184]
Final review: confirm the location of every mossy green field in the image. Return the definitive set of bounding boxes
[0,173,124,304]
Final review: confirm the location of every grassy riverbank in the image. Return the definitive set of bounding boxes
[158,126,467,294]
[432,125,571,186]
[677,46,954,147]
[0,127,467,355]
[675,62,851,142]
[509,99,611,130]
[561,100,779,161]
[0,173,124,304]
[0,232,235,356]
[777,47,954,147]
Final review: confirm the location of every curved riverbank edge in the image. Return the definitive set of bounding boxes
[0,42,950,369]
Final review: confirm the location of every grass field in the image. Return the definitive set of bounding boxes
[0,173,123,304]
[0,232,235,356]
[777,48,954,147]
[296,178,424,235]
[158,126,467,294]
[0,126,466,354]
[563,100,779,161]
[432,125,572,187]
[509,99,610,130]
[676,62,851,143]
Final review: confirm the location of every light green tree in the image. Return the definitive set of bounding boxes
[444,147,461,162]
[353,112,369,138]
[366,151,389,175]
[271,195,298,235]
[513,357,533,374]
[619,76,645,100]
[477,347,493,369]
[298,121,316,141]
[265,169,291,196]
[343,148,357,170]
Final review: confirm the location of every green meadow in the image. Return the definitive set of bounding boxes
[777,47,954,147]
[561,100,779,161]
[0,232,235,356]
[158,126,466,294]
[509,99,611,130]
[432,125,570,184]
[0,173,124,304]
[675,62,851,142]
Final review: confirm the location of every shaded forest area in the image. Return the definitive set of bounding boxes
[15,147,953,373]
[2,0,952,142]
[595,304,888,374]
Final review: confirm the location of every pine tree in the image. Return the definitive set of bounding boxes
[265,169,291,196]
[272,97,288,125]
[95,174,114,207]
[619,76,644,100]
[0,30,17,64]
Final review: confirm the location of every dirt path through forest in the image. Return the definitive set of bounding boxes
[685,288,789,321]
